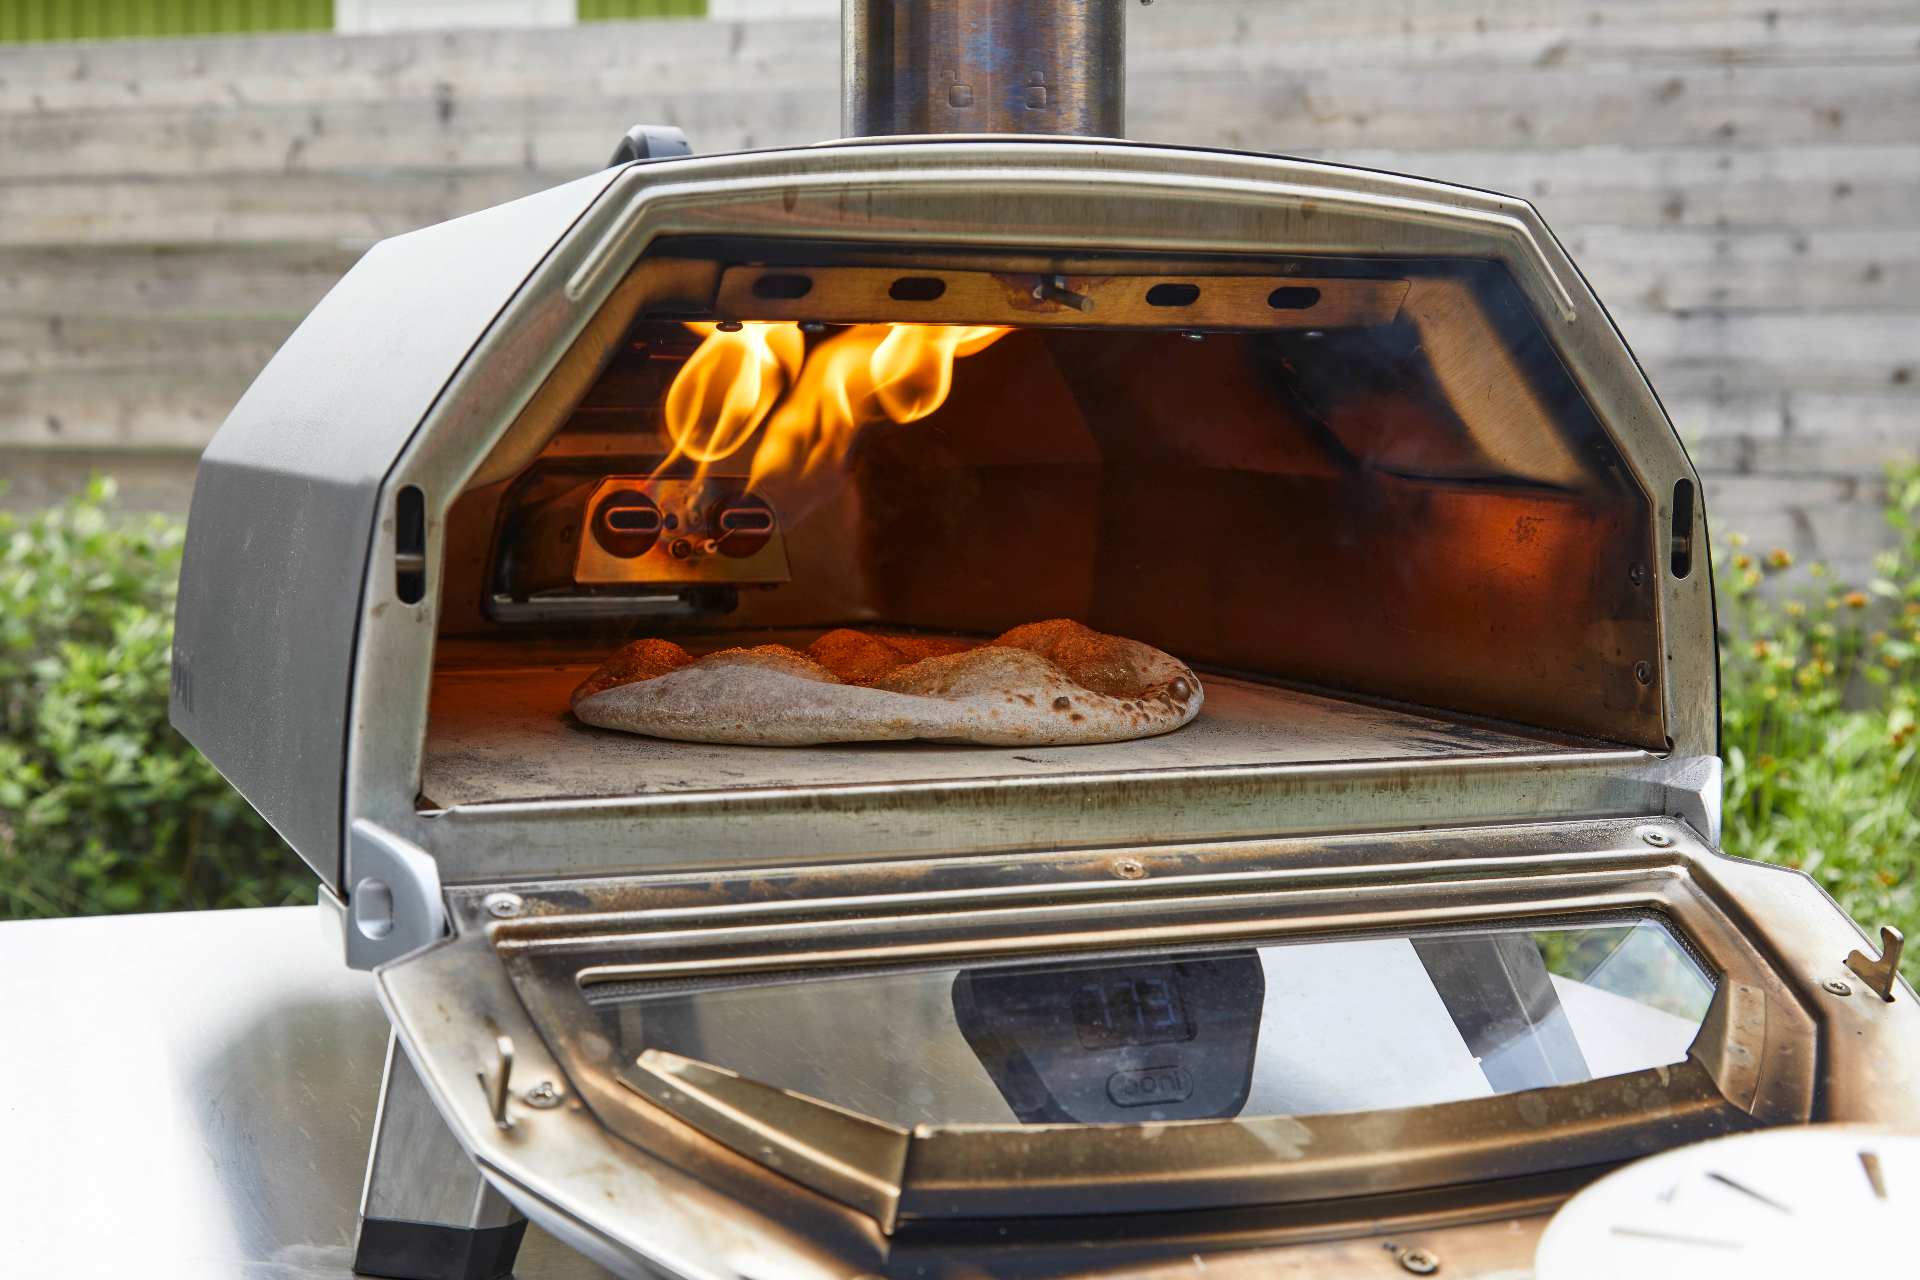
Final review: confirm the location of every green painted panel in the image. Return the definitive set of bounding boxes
[0,0,334,43]
[579,0,708,20]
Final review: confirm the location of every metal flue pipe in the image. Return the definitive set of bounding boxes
[842,0,1126,138]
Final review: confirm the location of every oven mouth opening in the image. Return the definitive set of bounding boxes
[424,243,1668,816]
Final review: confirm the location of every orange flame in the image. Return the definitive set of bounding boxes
[662,322,804,473]
[750,323,1008,493]
[657,321,1009,504]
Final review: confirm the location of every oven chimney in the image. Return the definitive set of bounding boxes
[842,0,1126,139]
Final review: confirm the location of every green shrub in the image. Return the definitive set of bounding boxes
[1718,462,1920,981]
[0,477,313,917]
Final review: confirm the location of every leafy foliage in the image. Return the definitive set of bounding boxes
[1718,462,1920,981]
[0,477,313,917]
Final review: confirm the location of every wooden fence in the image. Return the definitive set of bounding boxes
[2,0,1915,576]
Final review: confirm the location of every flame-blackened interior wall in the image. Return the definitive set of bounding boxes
[444,257,1664,753]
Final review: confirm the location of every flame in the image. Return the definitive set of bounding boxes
[868,324,1010,423]
[662,322,803,470]
[656,321,1009,505]
[749,323,1008,493]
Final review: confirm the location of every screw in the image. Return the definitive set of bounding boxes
[1399,1248,1440,1275]
[1824,979,1853,997]
[523,1080,563,1108]
[715,319,743,332]
[1114,857,1147,880]
[1633,660,1654,685]
[483,892,525,919]
[1629,562,1648,586]
[1641,829,1675,848]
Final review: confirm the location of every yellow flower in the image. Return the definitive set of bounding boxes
[1743,570,1762,589]
[1785,601,1806,617]
[1810,562,1829,577]
[1729,532,1749,548]
[1766,548,1794,569]
[1751,640,1773,659]
[1733,553,1754,571]
[1844,591,1870,609]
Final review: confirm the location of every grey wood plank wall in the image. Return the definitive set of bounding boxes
[1,0,1915,577]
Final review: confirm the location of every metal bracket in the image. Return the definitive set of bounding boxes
[344,819,447,970]
[1624,753,1723,844]
[479,1034,516,1132]
[1846,925,1906,1003]
[606,123,691,168]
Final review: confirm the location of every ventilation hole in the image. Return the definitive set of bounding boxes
[716,507,773,534]
[1268,286,1322,310]
[604,506,661,533]
[1670,478,1696,580]
[887,276,947,302]
[751,273,813,300]
[590,489,662,559]
[395,485,427,605]
[1146,282,1201,307]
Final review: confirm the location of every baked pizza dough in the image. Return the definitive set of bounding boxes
[570,619,1203,746]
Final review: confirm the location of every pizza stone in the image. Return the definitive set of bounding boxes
[570,619,1203,747]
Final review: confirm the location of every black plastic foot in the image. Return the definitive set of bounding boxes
[354,1217,528,1280]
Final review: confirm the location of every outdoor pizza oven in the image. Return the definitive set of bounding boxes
[169,4,1920,1278]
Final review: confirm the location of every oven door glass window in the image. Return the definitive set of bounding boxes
[586,918,1713,1126]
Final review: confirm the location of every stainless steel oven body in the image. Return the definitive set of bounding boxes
[170,138,1920,1279]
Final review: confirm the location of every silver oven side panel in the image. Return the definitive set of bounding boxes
[170,169,621,886]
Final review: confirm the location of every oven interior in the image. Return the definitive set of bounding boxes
[424,243,1665,812]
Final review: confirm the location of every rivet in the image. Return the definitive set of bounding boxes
[484,892,525,919]
[1629,562,1648,586]
[1641,829,1675,848]
[1634,660,1654,685]
[1114,857,1147,880]
[1399,1247,1440,1275]
[715,319,743,332]
[1823,979,1853,998]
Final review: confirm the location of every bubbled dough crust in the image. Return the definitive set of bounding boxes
[570,619,1203,746]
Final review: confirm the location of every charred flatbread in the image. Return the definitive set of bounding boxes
[570,619,1202,747]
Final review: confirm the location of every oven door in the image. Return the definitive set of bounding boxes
[372,817,1920,1278]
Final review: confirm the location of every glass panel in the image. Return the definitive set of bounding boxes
[590,919,1714,1128]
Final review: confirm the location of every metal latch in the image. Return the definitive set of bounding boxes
[1846,925,1906,1002]
[343,820,447,970]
